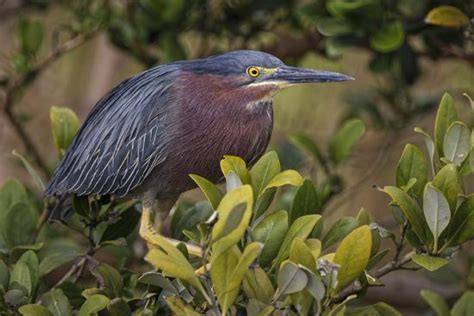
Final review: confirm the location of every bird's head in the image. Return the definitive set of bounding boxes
[182,50,353,94]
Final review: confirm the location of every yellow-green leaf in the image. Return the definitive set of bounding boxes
[165,297,201,316]
[253,210,288,267]
[412,254,448,272]
[189,174,223,209]
[261,170,303,196]
[243,267,275,304]
[250,151,281,196]
[396,144,428,197]
[329,119,366,165]
[77,294,110,316]
[334,225,372,291]
[420,290,450,316]
[19,304,53,316]
[432,164,459,212]
[220,155,250,184]
[290,238,316,271]
[425,6,469,27]
[211,185,253,259]
[434,93,457,158]
[49,106,80,157]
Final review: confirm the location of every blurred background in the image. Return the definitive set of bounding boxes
[0,0,473,314]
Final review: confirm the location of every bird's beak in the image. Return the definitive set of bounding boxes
[263,65,354,87]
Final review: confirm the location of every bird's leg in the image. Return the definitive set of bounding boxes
[139,197,202,257]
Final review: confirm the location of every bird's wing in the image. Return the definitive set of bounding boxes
[45,65,179,197]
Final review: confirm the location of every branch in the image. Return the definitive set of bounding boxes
[1,28,100,177]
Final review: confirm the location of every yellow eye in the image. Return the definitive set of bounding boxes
[246,66,260,78]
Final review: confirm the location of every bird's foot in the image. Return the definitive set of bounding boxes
[139,204,203,257]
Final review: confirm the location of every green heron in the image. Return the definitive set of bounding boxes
[45,50,352,255]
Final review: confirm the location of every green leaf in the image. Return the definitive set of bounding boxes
[452,291,474,316]
[316,17,352,36]
[322,217,359,250]
[396,144,428,197]
[415,127,435,175]
[434,93,457,158]
[423,184,450,251]
[101,205,140,242]
[49,106,80,157]
[107,298,131,316]
[145,236,207,301]
[381,186,429,244]
[12,150,45,191]
[9,262,31,295]
[3,202,37,249]
[138,271,177,294]
[329,119,365,165]
[274,261,308,299]
[220,155,250,184]
[77,294,110,316]
[334,225,372,291]
[412,254,448,271]
[72,196,90,218]
[443,122,470,165]
[273,215,321,265]
[91,263,122,298]
[243,267,275,304]
[425,5,469,27]
[446,195,474,246]
[346,302,401,315]
[171,201,213,239]
[211,243,263,313]
[250,151,281,196]
[42,289,73,316]
[190,174,223,209]
[165,297,201,316]
[290,238,316,271]
[19,304,53,316]
[261,170,303,196]
[39,239,84,276]
[0,259,9,290]
[16,250,39,295]
[16,17,43,57]
[290,179,320,224]
[420,289,450,316]
[327,0,377,17]
[370,21,405,53]
[432,164,459,212]
[211,185,253,259]
[253,210,288,267]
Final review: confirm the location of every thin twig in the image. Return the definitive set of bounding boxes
[1,28,100,177]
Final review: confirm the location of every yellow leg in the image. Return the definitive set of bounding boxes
[139,203,203,257]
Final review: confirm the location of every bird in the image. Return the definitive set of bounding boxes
[44,50,353,255]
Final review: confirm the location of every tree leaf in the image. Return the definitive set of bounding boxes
[290,238,316,271]
[443,122,470,165]
[253,210,288,267]
[243,267,275,304]
[322,217,359,250]
[91,263,123,298]
[290,179,320,224]
[3,202,37,249]
[49,106,80,157]
[16,250,39,295]
[425,5,469,27]
[146,245,206,301]
[261,170,303,196]
[329,119,365,165]
[77,294,110,316]
[12,150,45,191]
[446,195,474,246]
[327,0,377,18]
[381,186,429,244]
[189,174,223,209]
[170,201,213,239]
[414,127,435,176]
[434,93,457,158]
[432,164,459,212]
[334,225,372,291]
[107,298,131,316]
[420,289,450,316]
[9,262,31,295]
[370,21,405,53]
[101,204,141,242]
[138,271,177,294]
[289,133,327,170]
[396,144,428,197]
[274,215,321,265]
[19,304,53,316]
[423,184,450,250]
[220,155,250,184]
[42,289,73,316]
[451,291,474,316]
[16,17,43,57]
[39,239,84,276]
[165,297,201,316]
[0,259,9,290]
[250,151,281,196]
[275,261,308,299]
[211,243,263,313]
[411,254,448,272]
[211,185,253,259]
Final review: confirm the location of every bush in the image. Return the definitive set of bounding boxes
[0,92,473,315]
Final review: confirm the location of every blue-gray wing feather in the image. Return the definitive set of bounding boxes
[45,65,179,197]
